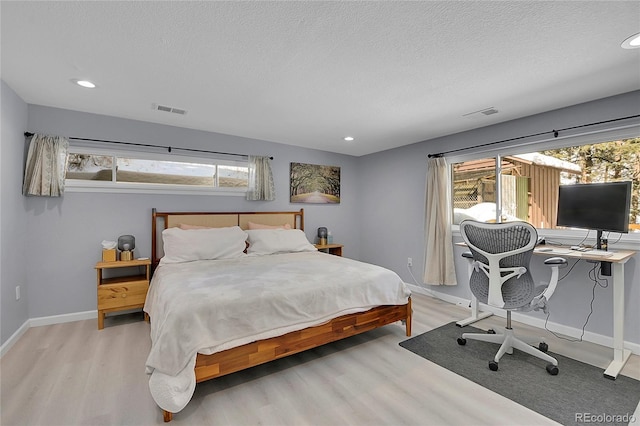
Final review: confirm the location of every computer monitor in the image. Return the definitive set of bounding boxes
[556,181,632,248]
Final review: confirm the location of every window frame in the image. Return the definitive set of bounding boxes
[64,145,248,196]
[448,124,640,248]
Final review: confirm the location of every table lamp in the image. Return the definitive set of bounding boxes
[118,235,135,261]
[317,227,328,245]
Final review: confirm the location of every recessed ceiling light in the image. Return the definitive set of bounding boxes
[71,79,97,88]
[621,32,640,49]
[344,136,354,141]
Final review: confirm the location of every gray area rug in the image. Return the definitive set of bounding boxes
[400,322,640,426]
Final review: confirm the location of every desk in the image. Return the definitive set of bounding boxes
[456,243,636,379]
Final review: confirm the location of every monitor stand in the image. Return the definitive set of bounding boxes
[596,229,612,276]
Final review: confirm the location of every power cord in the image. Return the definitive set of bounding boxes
[543,239,565,246]
[406,263,436,297]
[606,231,624,246]
[407,263,422,286]
[544,261,608,343]
[544,229,624,249]
[544,229,591,248]
[575,229,591,247]
[558,258,580,281]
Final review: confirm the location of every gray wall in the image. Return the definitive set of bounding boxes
[358,91,640,346]
[22,105,361,321]
[2,81,638,350]
[1,81,29,344]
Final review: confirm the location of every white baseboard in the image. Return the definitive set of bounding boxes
[3,290,639,358]
[1,310,97,358]
[0,320,30,358]
[28,310,97,328]
[406,284,640,356]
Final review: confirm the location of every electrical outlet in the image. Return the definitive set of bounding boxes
[407,257,413,267]
[15,285,20,301]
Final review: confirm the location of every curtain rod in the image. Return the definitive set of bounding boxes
[23,132,273,160]
[427,114,640,158]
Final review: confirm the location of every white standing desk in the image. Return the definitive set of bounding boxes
[456,243,636,379]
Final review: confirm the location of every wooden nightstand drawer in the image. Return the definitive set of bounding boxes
[98,279,148,310]
[95,258,151,330]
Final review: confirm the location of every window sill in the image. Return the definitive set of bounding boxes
[65,181,246,197]
[452,226,640,251]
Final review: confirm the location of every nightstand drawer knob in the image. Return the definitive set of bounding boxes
[122,294,127,298]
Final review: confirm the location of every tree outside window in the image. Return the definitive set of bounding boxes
[452,138,639,232]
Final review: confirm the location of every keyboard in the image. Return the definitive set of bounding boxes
[549,248,572,254]
[582,249,614,257]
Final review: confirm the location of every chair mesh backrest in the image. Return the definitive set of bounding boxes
[462,221,537,310]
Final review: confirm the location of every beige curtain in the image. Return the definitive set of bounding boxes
[246,155,275,201]
[423,157,457,285]
[22,133,69,197]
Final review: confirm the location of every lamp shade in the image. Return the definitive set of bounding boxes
[117,235,135,251]
[317,227,328,238]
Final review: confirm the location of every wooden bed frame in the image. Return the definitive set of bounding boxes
[151,208,412,422]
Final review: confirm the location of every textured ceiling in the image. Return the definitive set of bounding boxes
[2,1,639,156]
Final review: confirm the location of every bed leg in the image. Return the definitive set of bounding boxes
[163,410,173,422]
[405,297,412,336]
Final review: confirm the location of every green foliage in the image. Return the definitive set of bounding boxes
[542,138,640,225]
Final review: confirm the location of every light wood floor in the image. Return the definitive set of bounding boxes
[2,293,639,426]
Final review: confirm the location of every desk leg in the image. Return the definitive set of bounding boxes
[457,260,492,327]
[603,262,631,380]
[456,294,493,327]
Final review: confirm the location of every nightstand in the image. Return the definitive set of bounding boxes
[95,259,151,330]
[314,243,343,256]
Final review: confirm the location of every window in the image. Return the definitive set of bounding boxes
[451,138,639,234]
[65,147,249,195]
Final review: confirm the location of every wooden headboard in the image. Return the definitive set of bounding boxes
[151,208,304,268]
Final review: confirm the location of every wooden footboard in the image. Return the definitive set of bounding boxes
[152,209,412,423]
[162,298,411,422]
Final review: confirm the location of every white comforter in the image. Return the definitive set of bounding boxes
[144,251,410,413]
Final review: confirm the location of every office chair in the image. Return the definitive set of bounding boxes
[457,220,567,375]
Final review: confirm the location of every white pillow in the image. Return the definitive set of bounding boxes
[161,226,248,264]
[246,229,317,256]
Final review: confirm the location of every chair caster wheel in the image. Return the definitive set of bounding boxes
[539,342,549,352]
[487,329,496,334]
[546,364,559,375]
[489,361,499,371]
[457,338,466,345]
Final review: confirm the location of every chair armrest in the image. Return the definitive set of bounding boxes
[544,257,568,266]
[461,251,474,278]
[536,257,567,309]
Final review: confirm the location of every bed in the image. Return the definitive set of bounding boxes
[146,208,412,422]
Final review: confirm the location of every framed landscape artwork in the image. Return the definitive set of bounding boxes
[290,162,341,204]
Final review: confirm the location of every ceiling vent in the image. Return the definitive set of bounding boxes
[153,103,187,115]
[480,108,499,116]
[463,107,499,119]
